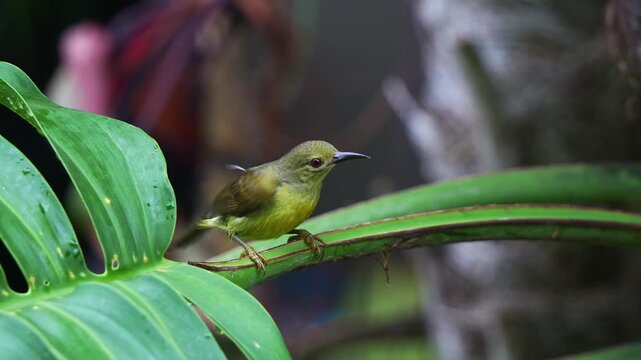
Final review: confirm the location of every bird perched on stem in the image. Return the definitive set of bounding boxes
[177,140,370,271]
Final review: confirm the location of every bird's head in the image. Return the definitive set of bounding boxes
[278,140,370,184]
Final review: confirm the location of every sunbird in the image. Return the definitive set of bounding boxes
[178,140,370,270]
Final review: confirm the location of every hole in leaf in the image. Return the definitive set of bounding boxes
[64,186,105,274]
[111,255,119,270]
[0,237,28,293]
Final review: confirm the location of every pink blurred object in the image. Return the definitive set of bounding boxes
[48,22,114,115]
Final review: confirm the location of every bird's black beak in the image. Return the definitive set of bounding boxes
[331,151,371,164]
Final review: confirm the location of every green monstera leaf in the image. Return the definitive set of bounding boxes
[0,62,290,359]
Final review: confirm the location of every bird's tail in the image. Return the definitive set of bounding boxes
[172,216,223,248]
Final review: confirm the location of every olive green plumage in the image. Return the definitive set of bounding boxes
[179,140,369,270]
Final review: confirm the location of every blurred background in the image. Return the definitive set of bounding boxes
[1,0,641,359]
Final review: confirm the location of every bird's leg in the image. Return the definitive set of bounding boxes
[287,229,325,255]
[231,235,267,272]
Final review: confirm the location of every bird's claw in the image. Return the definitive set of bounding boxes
[288,229,325,256]
[239,248,267,272]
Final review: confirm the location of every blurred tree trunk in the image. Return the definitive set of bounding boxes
[386,1,641,359]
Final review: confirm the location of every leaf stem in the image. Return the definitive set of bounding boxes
[189,205,641,289]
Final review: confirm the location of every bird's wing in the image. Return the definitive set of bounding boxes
[213,165,280,217]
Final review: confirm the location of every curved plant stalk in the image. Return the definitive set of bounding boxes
[211,163,641,260]
[0,62,289,359]
[192,205,641,289]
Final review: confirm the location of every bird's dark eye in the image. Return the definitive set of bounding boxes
[309,158,323,168]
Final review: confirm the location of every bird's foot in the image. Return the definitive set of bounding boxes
[238,246,267,272]
[287,229,325,256]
